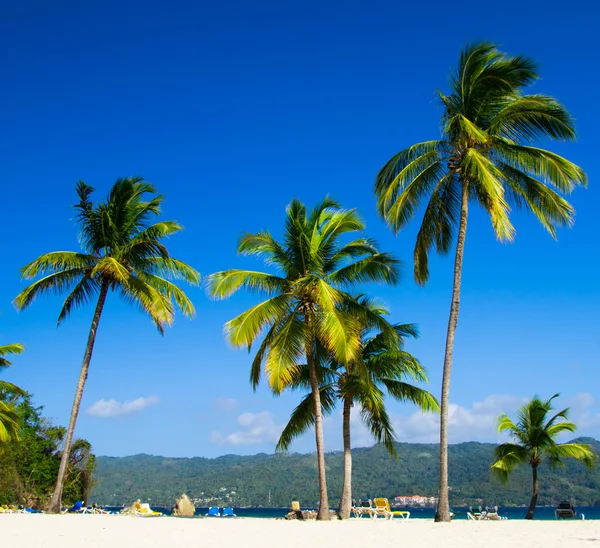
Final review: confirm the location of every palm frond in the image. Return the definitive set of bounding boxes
[495,143,586,193]
[379,157,447,234]
[238,231,291,270]
[327,253,401,287]
[501,163,575,238]
[138,258,200,285]
[275,386,337,452]
[57,275,101,325]
[314,280,360,364]
[137,272,197,319]
[264,312,306,394]
[491,442,529,482]
[207,270,289,299]
[0,401,21,442]
[463,147,515,242]
[546,443,597,469]
[413,173,460,284]
[0,379,27,396]
[20,252,96,279]
[225,294,291,349]
[490,95,577,141]
[380,380,439,412]
[14,268,90,311]
[117,273,175,334]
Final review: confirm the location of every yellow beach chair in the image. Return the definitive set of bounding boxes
[372,498,410,520]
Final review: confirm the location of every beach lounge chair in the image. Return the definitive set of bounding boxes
[482,506,506,520]
[62,501,84,514]
[555,501,584,520]
[206,506,220,517]
[132,502,162,517]
[372,498,410,520]
[467,506,483,520]
[351,499,376,518]
[222,507,236,517]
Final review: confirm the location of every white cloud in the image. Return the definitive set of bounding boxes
[86,396,160,418]
[345,393,600,446]
[564,392,600,432]
[210,411,283,446]
[213,398,238,411]
[391,395,528,444]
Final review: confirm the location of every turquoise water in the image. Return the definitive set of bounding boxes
[106,506,600,520]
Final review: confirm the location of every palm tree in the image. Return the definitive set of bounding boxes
[207,198,400,519]
[374,42,587,521]
[491,394,596,519]
[276,297,439,519]
[0,342,26,442]
[14,177,199,513]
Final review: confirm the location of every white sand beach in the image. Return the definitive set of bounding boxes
[2,514,600,548]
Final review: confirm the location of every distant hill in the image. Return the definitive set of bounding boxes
[91,438,600,507]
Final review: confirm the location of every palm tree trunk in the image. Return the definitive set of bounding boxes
[338,396,353,519]
[47,281,109,513]
[305,314,330,521]
[435,181,469,523]
[526,465,539,520]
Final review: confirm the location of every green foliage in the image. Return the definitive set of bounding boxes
[0,393,95,508]
[14,177,200,332]
[374,42,586,285]
[207,197,401,391]
[90,439,600,508]
[0,341,26,442]
[277,297,438,456]
[491,394,597,481]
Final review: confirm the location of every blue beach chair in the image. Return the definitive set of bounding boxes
[206,506,220,517]
[222,507,236,517]
[62,501,84,514]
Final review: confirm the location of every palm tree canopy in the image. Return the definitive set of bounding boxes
[14,177,199,332]
[491,394,597,482]
[207,197,401,392]
[276,297,439,455]
[375,42,587,284]
[0,342,26,442]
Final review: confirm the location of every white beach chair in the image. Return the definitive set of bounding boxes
[467,506,483,520]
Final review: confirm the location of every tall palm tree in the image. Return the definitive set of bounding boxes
[491,394,596,519]
[276,297,439,519]
[0,342,26,442]
[207,198,400,519]
[14,177,199,513]
[374,42,587,521]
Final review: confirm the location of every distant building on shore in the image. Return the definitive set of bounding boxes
[394,495,437,507]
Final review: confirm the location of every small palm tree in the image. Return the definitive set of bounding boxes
[374,42,587,521]
[14,177,199,512]
[207,198,399,519]
[0,342,26,442]
[276,297,438,519]
[491,394,596,519]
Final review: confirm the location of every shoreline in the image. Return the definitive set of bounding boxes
[3,514,600,548]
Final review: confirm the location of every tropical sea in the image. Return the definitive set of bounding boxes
[105,506,600,520]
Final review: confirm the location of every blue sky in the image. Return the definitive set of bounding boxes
[1,0,598,458]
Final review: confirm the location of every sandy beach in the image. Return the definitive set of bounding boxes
[2,514,600,548]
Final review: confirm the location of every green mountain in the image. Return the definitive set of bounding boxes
[91,438,600,507]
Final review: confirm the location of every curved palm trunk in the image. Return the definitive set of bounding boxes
[305,315,330,521]
[435,181,469,523]
[338,396,353,519]
[47,281,109,513]
[526,465,539,520]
